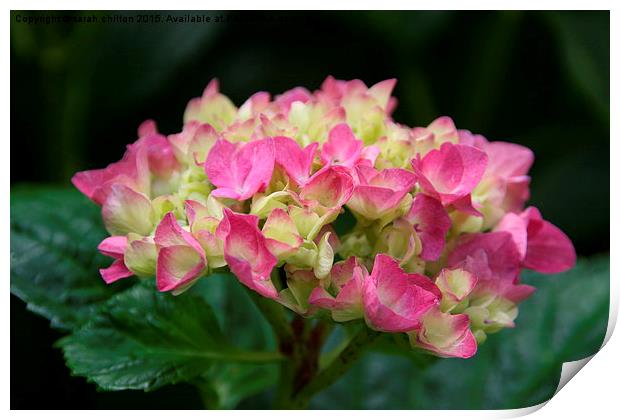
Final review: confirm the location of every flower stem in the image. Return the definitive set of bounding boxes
[273,315,306,408]
[244,274,379,409]
[280,326,381,409]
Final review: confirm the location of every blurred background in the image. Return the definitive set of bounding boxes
[11,10,609,409]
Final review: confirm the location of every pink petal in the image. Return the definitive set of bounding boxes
[138,119,158,137]
[168,121,218,164]
[363,254,440,333]
[264,239,295,259]
[412,142,488,206]
[449,329,477,358]
[205,138,275,201]
[459,134,534,215]
[458,129,488,149]
[450,194,483,217]
[459,129,534,181]
[221,209,278,298]
[368,167,417,190]
[448,232,521,285]
[485,141,534,179]
[495,207,576,274]
[368,78,397,110]
[100,259,133,284]
[352,164,378,184]
[262,208,303,258]
[448,232,533,302]
[204,78,220,97]
[318,77,368,105]
[347,187,400,220]
[348,167,416,220]
[215,210,259,240]
[72,122,182,205]
[156,245,205,292]
[308,287,339,308]
[273,136,318,186]
[405,194,451,261]
[319,76,346,101]
[98,236,128,259]
[427,116,458,144]
[141,133,180,179]
[313,224,341,253]
[494,212,528,259]
[299,166,354,210]
[210,187,245,201]
[101,184,154,236]
[274,87,312,114]
[503,283,536,303]
[184,200,209,227]
[435,268,477,303]
[329,256,358,289]
[98,236,133,284]
[72,169,114,205]
[72,142,149,205]
[414,310,477,358]
[154,212,204,256]
[238,91,271,117]
[308,266,365,321]
[502,175,531,213]
[360,146,381,166]
[204,139,240,193]
[320,123,363,168]
[521,208,576,273]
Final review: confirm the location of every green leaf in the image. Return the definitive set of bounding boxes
[10,185,132,330]
[58,283,282,392]
[205,364,278,409]
[311,255,609,409]
[190,271,279,352]
[188,273,282,407]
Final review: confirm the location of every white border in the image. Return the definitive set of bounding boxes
[4,2,616,418]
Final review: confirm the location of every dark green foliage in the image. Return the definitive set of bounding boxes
[57,283,281,392]
[10,186,132,330]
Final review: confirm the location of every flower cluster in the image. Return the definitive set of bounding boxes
[73,77,576,359]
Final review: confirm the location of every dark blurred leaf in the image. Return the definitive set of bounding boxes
[457,11,522,129]
[311,255,609,409]
[206,363,278,409]
[58,283,282,392]
[10,186,131,330]
[545,11,609,123]
[523,124,609,254]
[89,11,222,112]
[352,11,454,51]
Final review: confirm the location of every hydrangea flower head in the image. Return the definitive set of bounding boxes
[73,77,576,359]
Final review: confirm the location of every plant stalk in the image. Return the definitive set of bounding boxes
[278,326,381,409]
[245,272,380,409]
